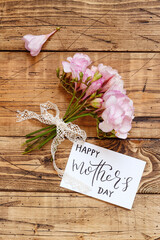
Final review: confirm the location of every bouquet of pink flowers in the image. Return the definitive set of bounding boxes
[18,53,134,155]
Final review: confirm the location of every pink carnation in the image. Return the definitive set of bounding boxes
[99,90,134,139]
[98,64,117,80]
[62,53,92,80]
[101,74,126,94]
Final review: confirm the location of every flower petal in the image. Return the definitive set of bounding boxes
[118,117,132,133]
[62,61,71,72]
[99,121,113,132]
[115,132,128,139]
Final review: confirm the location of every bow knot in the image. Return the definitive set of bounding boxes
[17,101,87,177]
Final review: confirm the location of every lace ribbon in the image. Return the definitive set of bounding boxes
[17,101,87,177]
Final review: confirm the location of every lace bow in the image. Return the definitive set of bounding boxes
[17,101,87,177]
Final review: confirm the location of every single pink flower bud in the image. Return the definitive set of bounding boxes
[22,27,60,56]
[91,72,102,82]
[90,98,103,108]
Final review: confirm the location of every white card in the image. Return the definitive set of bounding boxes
[60,142,146,209]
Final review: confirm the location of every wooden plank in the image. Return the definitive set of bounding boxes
[1,113,160,138]
[0,137,159,193]
[0,192,160,239]
[1,0,160,51]
[0,52,160,138]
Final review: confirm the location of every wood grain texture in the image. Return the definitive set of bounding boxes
[0,0,160,51]
[0,0,160,239]
[1,0,160,51]
[0,137,159,193]
[0,192,160,240]
[0,52,160,138]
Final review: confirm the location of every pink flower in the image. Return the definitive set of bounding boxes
[84,77,106,99]
[99,90,134,139]
[98,64,118,80]
[81,64,120,99]
[101,74,126,94]
[62,53,92,80]
[23,28,60,56]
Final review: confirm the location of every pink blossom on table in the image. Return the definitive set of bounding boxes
[101,74,126,94]
[98,64,118,81]
[22,28,60,56]
[62,53,92,80]
[99,90,134,139]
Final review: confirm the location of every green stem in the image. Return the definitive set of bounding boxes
[25,127,56,144]
[24,136,45,152]
[63,91,76,119]
[23,144,40,154]
[64,100,87,122]
[64,83,90,120]
[25,125,53,137]
[23,138,45,154]
[67,112,93,122]
[38,131,57,149]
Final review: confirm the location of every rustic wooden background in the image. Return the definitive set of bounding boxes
[0,0,160,239]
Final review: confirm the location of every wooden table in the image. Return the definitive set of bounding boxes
[0,0,160,239]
